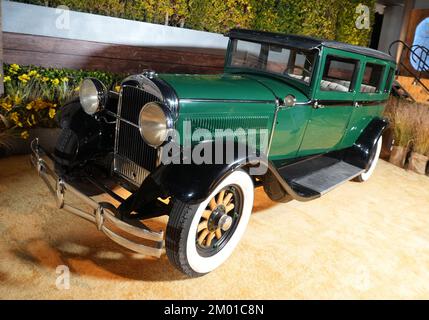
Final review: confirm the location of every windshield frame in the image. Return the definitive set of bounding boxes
[224,38,320,90]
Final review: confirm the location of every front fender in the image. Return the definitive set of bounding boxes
[118,141,266,216]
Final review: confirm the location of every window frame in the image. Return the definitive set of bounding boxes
[315,50,360,100]
[360,62,386,94]
[384,67,395,93]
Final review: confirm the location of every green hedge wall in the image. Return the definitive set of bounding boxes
[15,0,376,46]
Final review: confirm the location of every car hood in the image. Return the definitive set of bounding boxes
[158,74,276,101]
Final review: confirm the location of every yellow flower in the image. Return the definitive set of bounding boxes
[1,102,12,112]
[10,112,19,123]
[51,78,60,86]
[48,108,56,119]
[74,86,80,92]
[42,77,50,82]
[21,131,30,140]
[114,85,121,92]
[14,96,22,105]
[26,102,33,110]
[10,64,20,71]
[28,70,38,77]
[18,74,31,84]
[3,76,11,82]
[61,77,69,82]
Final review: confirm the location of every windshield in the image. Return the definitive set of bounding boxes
[228,39,317,85]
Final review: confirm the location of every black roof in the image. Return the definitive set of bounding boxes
[227,29,396,63]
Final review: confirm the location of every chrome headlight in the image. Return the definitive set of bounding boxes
[138,102,173,148]
[79,78,107,115]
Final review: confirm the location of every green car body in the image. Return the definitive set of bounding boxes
[33,29,397,276]
[159,34,395,166]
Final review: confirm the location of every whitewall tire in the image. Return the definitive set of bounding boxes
[166,170,254,277]
[354,136,382,182]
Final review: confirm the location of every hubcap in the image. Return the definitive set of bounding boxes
[196,186,242,256]
[218,215,233,231]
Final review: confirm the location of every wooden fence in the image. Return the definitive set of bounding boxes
[3,32,226,75]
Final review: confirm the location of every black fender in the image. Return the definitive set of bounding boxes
[118,141,268,216]
[117,141,321,217]
[54,97,116,165]
[343,117,389,170]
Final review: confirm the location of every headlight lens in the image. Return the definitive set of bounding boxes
[79,78,107,115]
[138,102,172,148]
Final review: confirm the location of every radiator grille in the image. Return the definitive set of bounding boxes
[114,86,160,186]
[120,85,161,123]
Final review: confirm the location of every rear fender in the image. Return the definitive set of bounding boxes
[344,117,389,170]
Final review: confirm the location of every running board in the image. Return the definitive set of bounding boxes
[279,156,364,196]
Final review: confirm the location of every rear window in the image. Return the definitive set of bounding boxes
[320,56,358,92]
[360,63,385,93]
[384,67,395,93]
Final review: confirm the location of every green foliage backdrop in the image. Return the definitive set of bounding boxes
[15,0,376,46]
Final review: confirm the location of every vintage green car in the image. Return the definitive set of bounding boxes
[31,29,396,277]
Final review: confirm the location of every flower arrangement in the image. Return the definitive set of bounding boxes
[0,63,121,143]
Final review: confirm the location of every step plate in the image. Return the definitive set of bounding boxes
[292,161,364,195]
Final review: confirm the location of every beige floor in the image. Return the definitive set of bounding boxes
[0,155,429,299]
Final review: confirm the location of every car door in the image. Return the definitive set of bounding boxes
[297,50,360,157]
[341,59,391,147]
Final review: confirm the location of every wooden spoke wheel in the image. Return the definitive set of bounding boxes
[195,186,242,257]
[166,170,254,277]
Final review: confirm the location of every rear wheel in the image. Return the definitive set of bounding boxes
[354,136,382,182]
[166,170,254,277]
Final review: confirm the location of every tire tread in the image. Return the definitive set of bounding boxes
[166,200,204,277]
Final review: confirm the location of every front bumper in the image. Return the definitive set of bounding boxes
[30,139,163,257]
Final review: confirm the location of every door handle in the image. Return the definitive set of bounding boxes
[313,101,325,109]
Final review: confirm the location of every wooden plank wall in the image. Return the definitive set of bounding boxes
[3,32,226,75]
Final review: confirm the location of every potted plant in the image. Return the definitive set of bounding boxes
[0,63,120,156]
[408,106,429,175]
[387,100,414,168]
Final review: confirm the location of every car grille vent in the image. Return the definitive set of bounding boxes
[114,86,160,186]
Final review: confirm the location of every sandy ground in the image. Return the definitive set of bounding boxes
[0,155,429,299]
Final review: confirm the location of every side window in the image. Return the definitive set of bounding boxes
[360,63,385,93]
[231,40,262,69]
[384,67,395,93]
[267,46,290,74]
[320,56,358,92]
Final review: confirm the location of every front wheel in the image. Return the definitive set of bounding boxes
[166,170,254,277]
[354,136,383,182]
